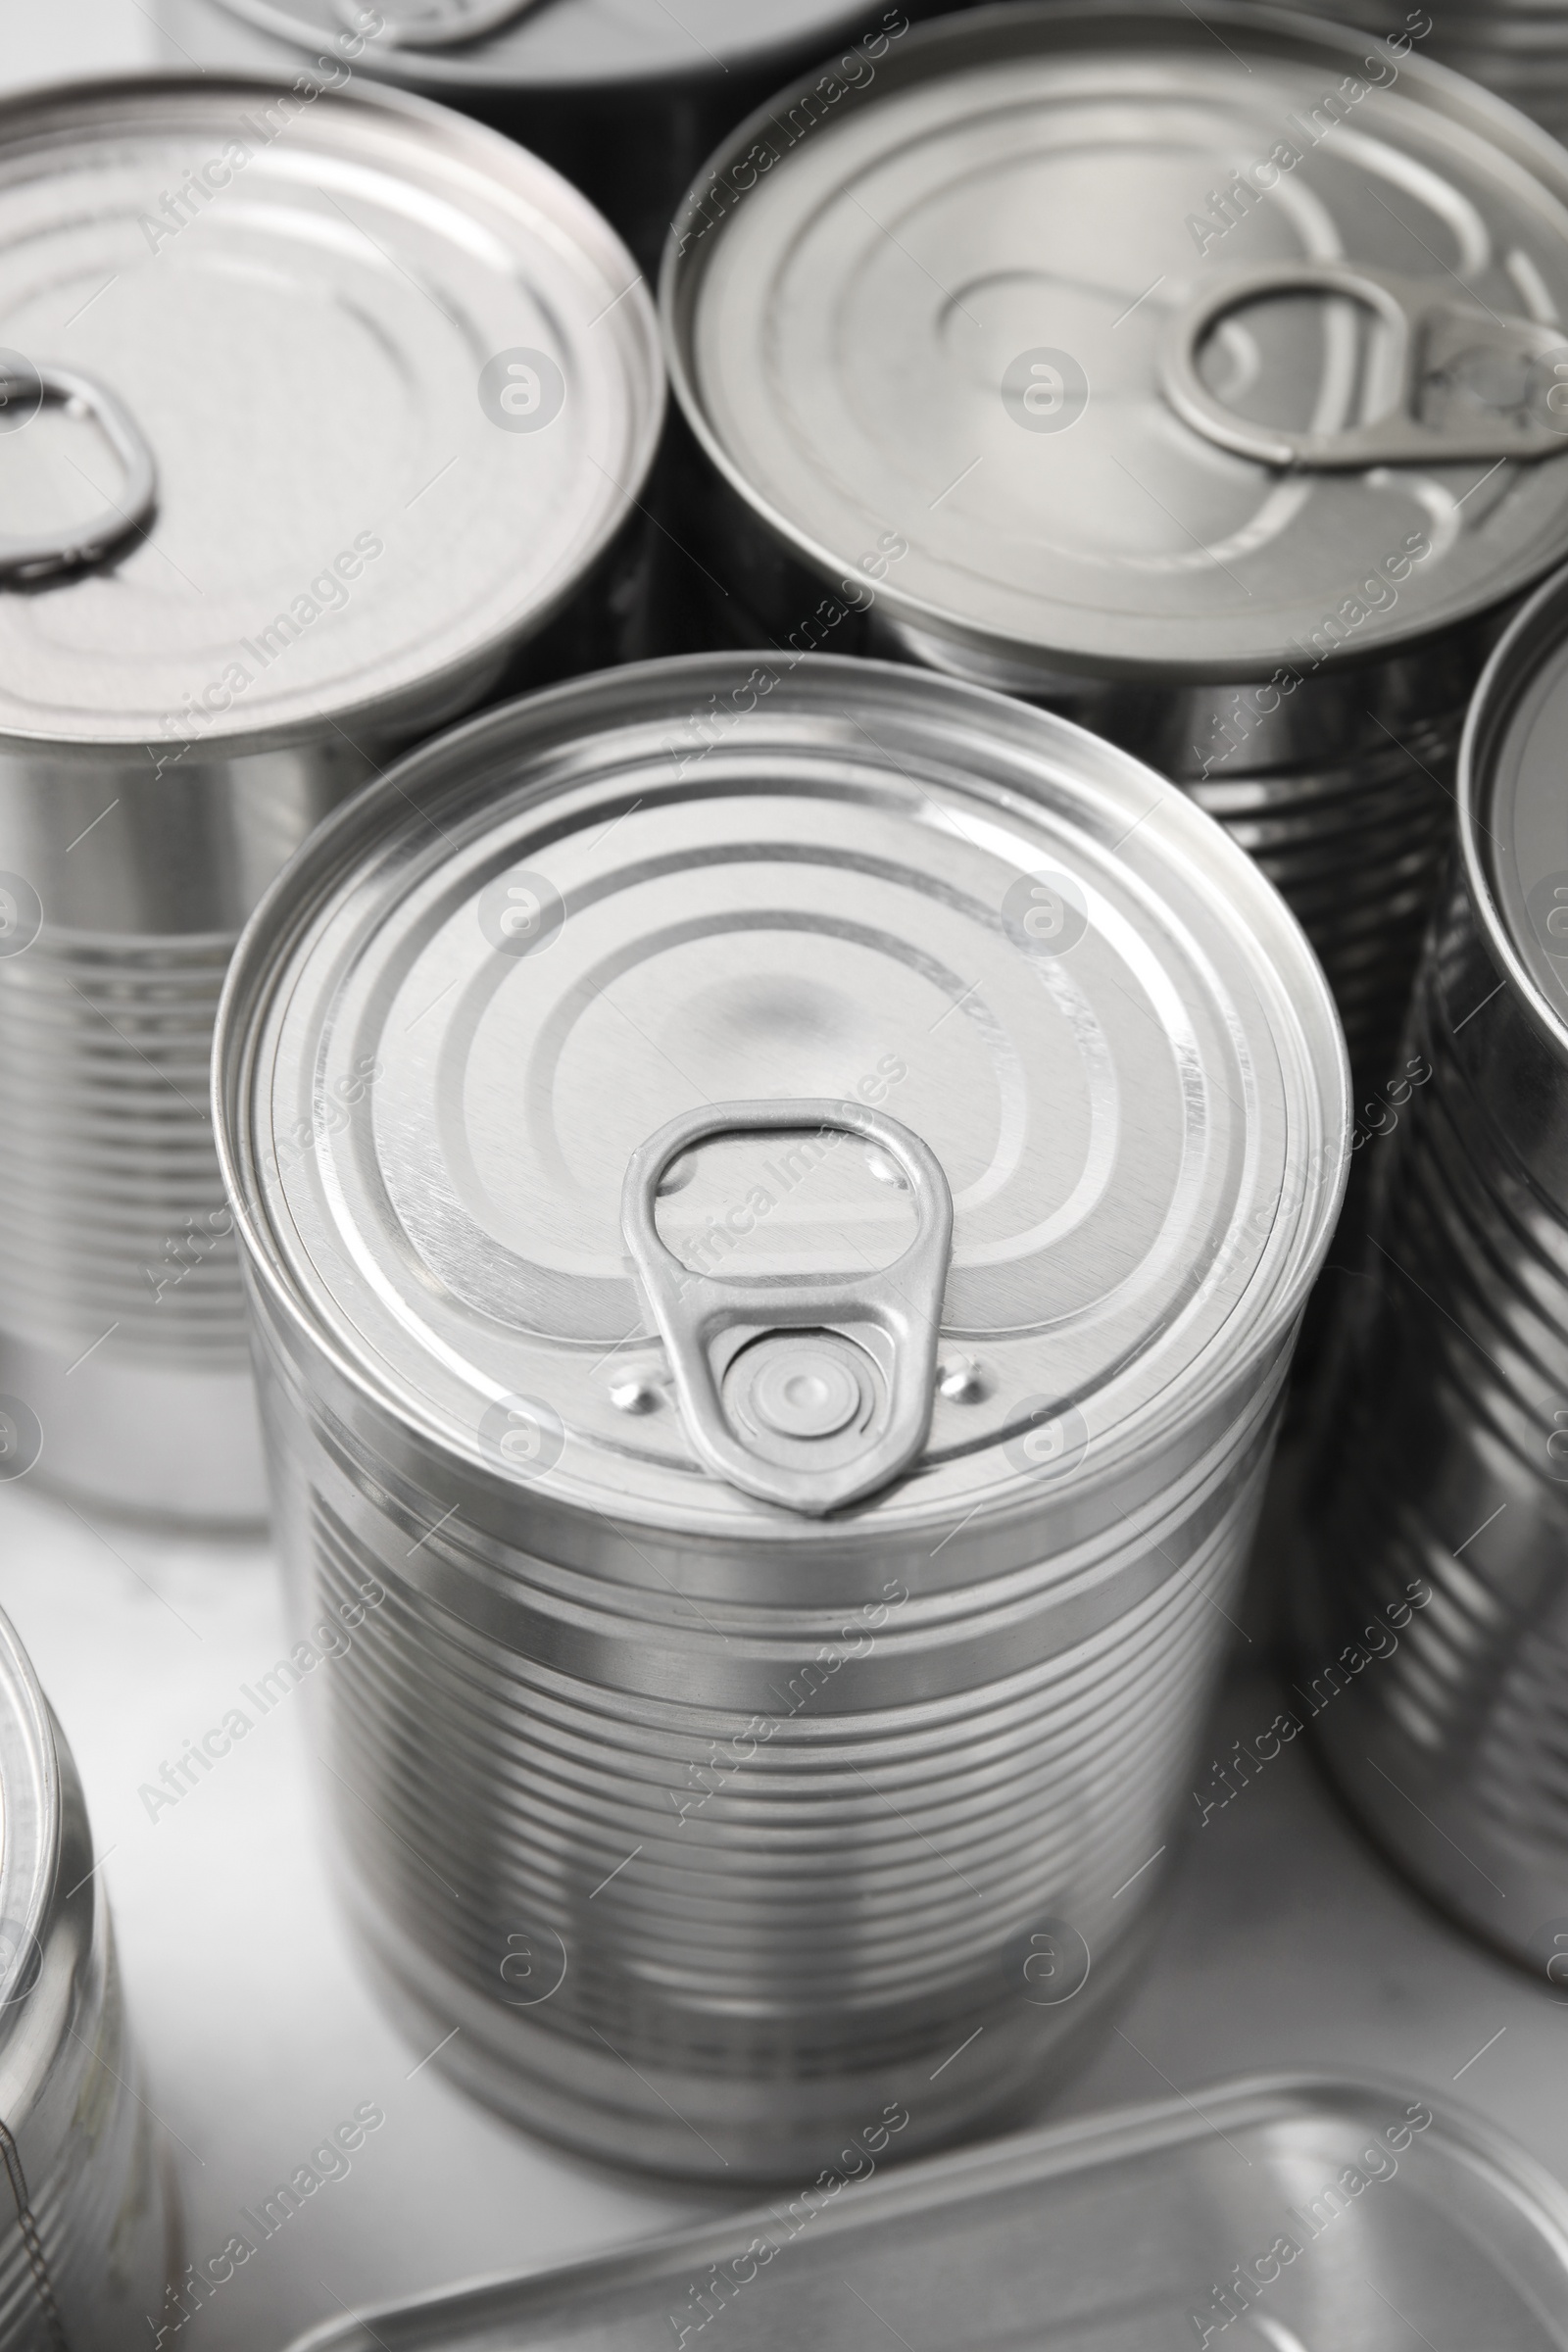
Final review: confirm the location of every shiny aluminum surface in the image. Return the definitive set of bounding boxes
[152,0,957,272]
[1302,558,1568,1972]
[1294,0,1568,146]
[661,0,1568,1085]
[0,1603,172,2349]
[0,73,662,1524]
[282,2073,1568,2352]
[215,653,1348,2178]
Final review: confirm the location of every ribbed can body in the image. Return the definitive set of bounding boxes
[0,933,239,1361]
[1300,863,1568,1961]
[254,1298,1289,2179]
[215,658,1347,2180]
[0,738,375,1526]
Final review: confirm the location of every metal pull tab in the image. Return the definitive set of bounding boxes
[0,362,157,584]
[332,0,541,46]
[1158,260,1568,468]
[621,1101,953,1517]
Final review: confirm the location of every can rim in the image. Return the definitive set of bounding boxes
[1457,555,1568,1063]
[189,0,898,91]
[214,651,1348,1544]
[0,70,665,760]
[0,1607,60,2044]
[660,0,1568,686]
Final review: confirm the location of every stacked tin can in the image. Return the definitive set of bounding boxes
[1301,564,1568,1975]
[1291,0,1568,149]
[216,653,1347,2178]
[151,0,958,273]
[0,1603,172,2346]
[661,0,1568,1095]
[0,73,662,1523]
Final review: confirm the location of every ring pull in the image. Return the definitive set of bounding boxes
[621,1100,953,1517]
[1157,260,1568,468]
[331,0,542,46]
[0,363,157,584]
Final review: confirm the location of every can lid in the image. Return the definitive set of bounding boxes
[198,0,887,88]
[1460,561,1568,1052]
[218,656,1348,1544]
[664,1,1568,682]
[0,74,662,750]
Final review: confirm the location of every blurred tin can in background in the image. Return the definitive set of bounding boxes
[1288,0,1568,153]
[1301,560,1568,1978]
[151,0,961,276]
[215,654,1347,2179]
[661,0,1568,1097]
[0,74,662,1526]
[0,1603,172,2347]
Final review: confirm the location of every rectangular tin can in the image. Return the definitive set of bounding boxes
[280,2072,1568,2350]
[1302,555,1568,1979]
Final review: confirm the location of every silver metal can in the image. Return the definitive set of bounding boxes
[1301,556,1568,1977]
[151,0,961,275]
[1290,0,1568,151]
[215,653,1347,2180]
[0,1600,173,2347]
[661,0,1568,1093]
[0,73,662,1526]
[279,2073,1568,2352]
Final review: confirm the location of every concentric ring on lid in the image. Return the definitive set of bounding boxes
[0,73,662,749]
[663,0,1568,681]
[216,655,1348,1540]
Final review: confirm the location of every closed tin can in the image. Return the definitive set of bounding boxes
[0,1601,173,2348]
[1301,558,1568,1976]
[215,653,1347,2180]
[151,0,959,276]
[281,2073,1568,2352]
[1292,0,1568,151]
[662,0,1568,1094]
[0,74,662,1525]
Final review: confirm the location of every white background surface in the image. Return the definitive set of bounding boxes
[6,9,1568,2350]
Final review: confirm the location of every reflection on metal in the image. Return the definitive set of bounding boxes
[1303,560,1568,1971]
[1161,261,1568,468]
[0,73,660,1523]
[278,2075,1568,2352]
[0,364,156,583]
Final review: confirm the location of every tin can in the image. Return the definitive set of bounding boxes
[215,653,1347,2179]
[1301,558,1568,1976]
[151,0,960,276]
[1292,0,1568,150]
[0,73,662,1525]
[280,2072,1568,2352]
[661,0,1568,1096]
[0,1600,173,2348]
